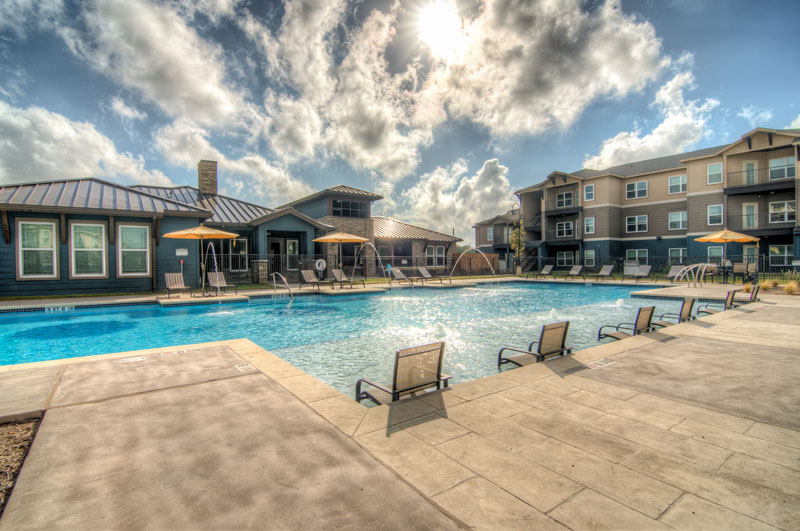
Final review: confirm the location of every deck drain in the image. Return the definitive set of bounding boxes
[586,359,616,369]
[234,363,256,373]
[119,356,146,363]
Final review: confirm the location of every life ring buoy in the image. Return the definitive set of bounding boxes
[315,259,327,271]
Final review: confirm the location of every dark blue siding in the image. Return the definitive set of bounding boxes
[291,197,329,219]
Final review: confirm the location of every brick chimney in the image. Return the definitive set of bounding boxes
[197,160,218,196]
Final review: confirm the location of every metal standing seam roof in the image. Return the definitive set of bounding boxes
[372,216,462,242]
[277,184,384,209]
[0,178,210,217]
[130,185,272,225]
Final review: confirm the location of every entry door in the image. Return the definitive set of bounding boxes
[230,238,248,271]
[742,203,757,229]
[743,245,758,265]
[286,239,299,271]
[743,161,757,185]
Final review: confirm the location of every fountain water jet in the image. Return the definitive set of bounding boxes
[202,242,220,296]
[449,247,496,280]
[351,242,387,280]
[615,299,624,308]
[549,308,559,319]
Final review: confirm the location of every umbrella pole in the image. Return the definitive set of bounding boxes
[201,237,206,296]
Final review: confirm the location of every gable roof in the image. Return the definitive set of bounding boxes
[574,144,727,178]
[131,185,271,225]
[248,208,333,230]
[474,211,519,227]
[372,216,461,242]
[0,178,210,217]
[278,184,383,209]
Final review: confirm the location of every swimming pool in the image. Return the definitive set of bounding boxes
[0,283,680,395]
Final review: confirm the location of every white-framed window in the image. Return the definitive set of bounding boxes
[668,211,687,230]
[584,184,594,201]
[668,175,687,194]
[17,220,58,279]
[708,246,723,265]
[584,249,595,267]
[625,181,647,200]
[426,245,446,267]
[669,248,687,265]
[556,251,574,266]
[769,156,795,180]
[769,245,794,266]
[556,221,573,237]
[436,245,445,267]
[707,163,723,184]
[626,215,648,233]
[556,192,573,208]
[769,201,796,223]
[626,249,647,261]
[117,224,150,277]
[584,217,595,235]
[487,227,493,241]
[707,204,723,225]
[70,222,106,278]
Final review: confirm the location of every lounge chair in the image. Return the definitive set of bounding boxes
[497,321,572,366]
[696,290,737,315]
[661,265,686,283]
[736,284,759,304]
[592,264,614,281]
[205,271,237,295]
[389,268,416,286]
[164,272,192,298]
[597,306,656,341]
[417,266,451,284]
[558,265,584,280]
[331,268,365,289]
[525,264,554,279]
[299,269,334,291]
[652,298,695,328]
[355,342,451,405]
[622,262,639,281]
[632,264,654,282]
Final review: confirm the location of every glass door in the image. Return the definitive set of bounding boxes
[743,161,757,185]
[286,239,299,271]
[742,203,757,229]
[230,238,248,271]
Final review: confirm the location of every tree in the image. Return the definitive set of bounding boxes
[510,223,525,263]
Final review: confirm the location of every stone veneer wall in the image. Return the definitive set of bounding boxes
[318,216,376,275]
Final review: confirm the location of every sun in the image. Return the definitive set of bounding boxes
[417,1,467,62]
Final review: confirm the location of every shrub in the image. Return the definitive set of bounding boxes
[743,282,752,293]
[784,281,799,295]
[761,280,778,290]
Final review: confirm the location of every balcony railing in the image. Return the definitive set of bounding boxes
[726,164,796,188]
[727,212,796,232]
[544,227,581,241]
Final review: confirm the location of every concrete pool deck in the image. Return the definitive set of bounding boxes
[1,284,799,529]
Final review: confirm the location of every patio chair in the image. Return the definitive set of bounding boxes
[731,262,750,283]
[205,271,237,295]
[417,266,451,284]
[622,263,639,281]
[525,264,554,279]
[696,290,737,315]
[633,264,654,282]
[597,306,656,341]
[652,298,695,328]
[593,264,614,281]
[331,268,365,289]
[355,342,451,405]
[299,269,334,291]
[497,321,572,366]
[661,265,686,283]
[164,272,192,298]
[559,265,584,280]
[389,268,416,286]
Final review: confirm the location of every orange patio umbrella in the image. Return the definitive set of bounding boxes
[694,229,760,265]
[163,225,239,294]
[313,232,369,269]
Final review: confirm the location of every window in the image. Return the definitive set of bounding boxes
[708,246,723,265]
[669,248,687,265]
[426,246,445,267]
[584,249,595,267]
[17,220,58,279]
[556,251,574,266]
[584,217,595,235]
[70,222,106,278]
[769,245,794,266]
[378,245,390,258]
[626,215,647,233]
[769,201,796,223]
[487,227,493,241]
[707,163,723,184]
[436,245,445,267]
[331,200,367,218]
[118,224,150,276]
[707,204,723,225]
[556,221,573,237]
[584,184,594,201]
[626,249,647,261]
[668,175,687,194]
[625,181,647,199]
[668,211,687,230]
[769,157,795,180]
[556,192,573,208]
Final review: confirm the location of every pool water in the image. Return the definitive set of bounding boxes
[0,283,681,396]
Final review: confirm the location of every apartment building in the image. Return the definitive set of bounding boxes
[478,127,799,271]
[473,209,520,272]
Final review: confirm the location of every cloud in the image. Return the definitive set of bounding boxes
[0,100,170,185]
[391,158,515,244]
[582,70,719,169]
[787,114,800,129]
[738,105,773,128]
[109,96,147,121]
[0,0,63,36]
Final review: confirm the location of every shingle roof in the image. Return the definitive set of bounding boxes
[0,178,210,217]
[277,184,383,209]
[131,185,272,225]
[574,144,728,177]
[372,216,461,242]
[475,212,519,226]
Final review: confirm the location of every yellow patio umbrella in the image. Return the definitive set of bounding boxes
[695,229,760,266]
[163,225,239,295]
[313,232,369,270]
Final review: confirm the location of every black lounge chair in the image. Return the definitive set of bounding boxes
[164,272,192,298]
[697,290,737,315]
[205,271,237,295]
[299,269,334,291]
[598,306,656,341]
[593,264,614,281]
[389,268,416,286]
[417,266,450,284]
[331,268,365,289]
[355,342,451,405]
[652,298,695,328]
[526,265,554,279]
[497,321,572,366]
[559,265,584,280]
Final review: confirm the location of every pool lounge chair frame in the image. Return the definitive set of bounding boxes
[598,306,656,341]
[736,284,759,304]
[331,268,365,289]
[497,321,572,366]
[559,265,584,280]
[652,298,695,328]
[205,271,237,295]
[356,342,451,405]
[417,266,451,284]
[165,272,193,298]
[389,268,416,286]
[697,290,738,315]
[299,269,334,291]
[525,264,554,279]
[660,265,685,283]
[593,264,614,281]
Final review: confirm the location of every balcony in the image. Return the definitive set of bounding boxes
[725,164,796,195]
[544,200,582,216]
[523,215,542,233]
[544,226,581,246]
[727,212,796,237]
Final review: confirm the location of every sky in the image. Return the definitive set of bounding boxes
[0,0,798,244]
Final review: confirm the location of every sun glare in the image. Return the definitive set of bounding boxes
[417,1,467,62]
